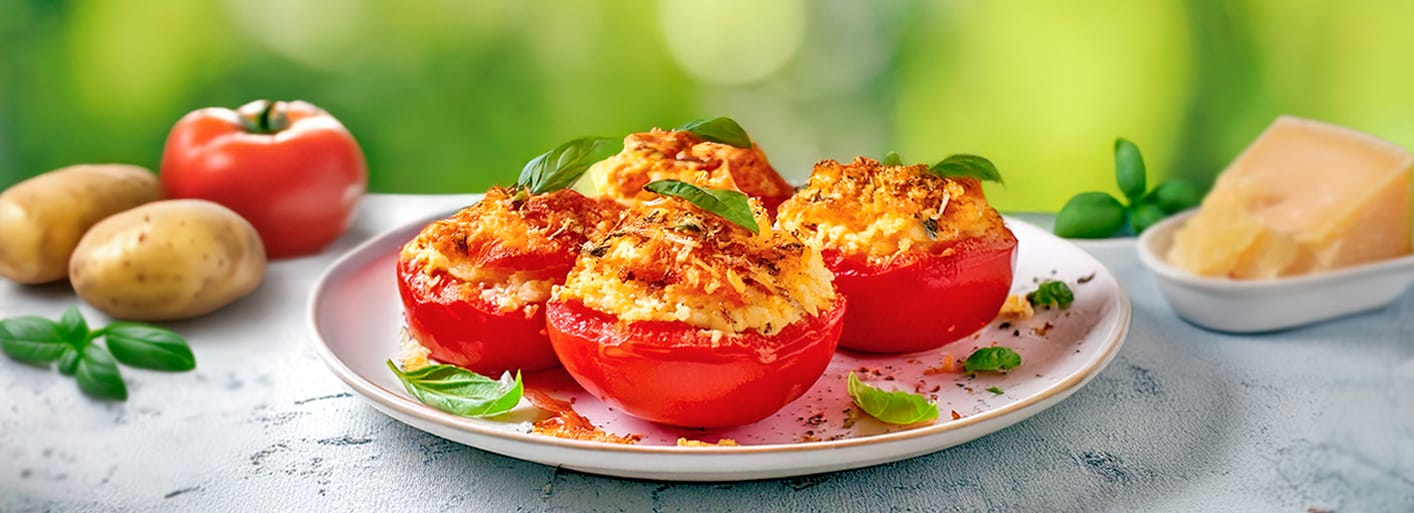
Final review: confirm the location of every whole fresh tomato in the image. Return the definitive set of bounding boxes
[396,256,561,376]
[545,297,846,428]
[828,234,1017,353]
[160,99,366,258]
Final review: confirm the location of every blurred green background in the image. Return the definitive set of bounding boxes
[3,0,1413,211]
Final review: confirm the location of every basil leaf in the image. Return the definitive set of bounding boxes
[847,372,938,425]
[1027,280,1075,309]
[103,323,195,372]
[516,136,621,195]
[1150,180,1202,214]
[881,151,902,167]
[963,347,1022,374]
[930,154,1004,185]
[57,347,80,376]
[677,117,752,148]
[1128,202,1167,234]
[986,386,1005,395]
[75,345,127,401]
[1054,192,1126,238]
[387,360,523,417]
[57,306,89,345]
[0,317,69,364]
[643,180,760,234]
[1114,138,1147,203]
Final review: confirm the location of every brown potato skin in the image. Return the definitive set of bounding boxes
[0,164,162,284]
[69,199,266,321]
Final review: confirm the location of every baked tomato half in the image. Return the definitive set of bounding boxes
[548,191,842,427]
[778,157,1017,353]
[396,187,621,376]
[825,235,1016,353]
[546,297,845,428]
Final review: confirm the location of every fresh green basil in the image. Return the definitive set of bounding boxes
[986,386,1005,395]
[1055,138,1207,238]
[930,154,1004,185]
[1027,280,1075,310]
[643,180,760,234]
[57,306,89,343]
[847,371,939,425]
[1114,138,1147,202]
[881,151,903,167]
[0,316,69,364]
[104,323,196,371]
[387,360,523,418]
[963,347,1022,374]
[57,347,80,376]
[516,136,621,195]
[2,307,194,400]
[678,117,752,148]
[1150,180,1201,214]
[75,345,127,401]
[1128,203,1167,235]
[1054,192,1126,238]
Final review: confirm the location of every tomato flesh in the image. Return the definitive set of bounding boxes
[828,235,1017,353]
[546,298,846,428]
[396,256,560,376]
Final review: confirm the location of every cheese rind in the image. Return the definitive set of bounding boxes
[1168,116,1412,279]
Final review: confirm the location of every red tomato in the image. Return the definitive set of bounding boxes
[546,297,847,428]
[829,234,1017,353]
[161,99,366,258]
[396,256,562,376]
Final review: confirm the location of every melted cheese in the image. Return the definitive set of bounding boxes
[554,197,836,336]
[399,187,622,310]
[582,128,794,205]
[1168,116,1413,279]
[777,157,1012,263]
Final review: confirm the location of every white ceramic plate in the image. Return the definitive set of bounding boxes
[307,209,1131,481]
[1138,210,1414,333]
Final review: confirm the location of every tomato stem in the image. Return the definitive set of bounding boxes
[241,100,290,134]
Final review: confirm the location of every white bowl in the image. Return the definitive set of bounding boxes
[1137,210,1414,333]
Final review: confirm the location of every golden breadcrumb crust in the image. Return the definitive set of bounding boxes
[554,196,836,336]
[591,128,793,205]
[400,187,623,310]
[777,157,1011,264]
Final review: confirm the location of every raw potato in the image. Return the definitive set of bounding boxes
[69,200,266,321]
[0,164,162,284]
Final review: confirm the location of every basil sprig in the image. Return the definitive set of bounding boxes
[1054,138,1203,238]
[881,151,903,167]
[847,371,939,425]
[963,347,1022,374]
[1027,280,1075,310]
[678,117,752,148]
[0,306,196,401]
[516,136,621,195]
[930,154,1004,185]
[643,180,760,234]
[387,360,523,417]
[878,152,1004,184]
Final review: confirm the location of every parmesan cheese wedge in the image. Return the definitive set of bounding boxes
[1168,116,1412,279]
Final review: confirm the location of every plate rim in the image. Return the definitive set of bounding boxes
[306,207,1132,456]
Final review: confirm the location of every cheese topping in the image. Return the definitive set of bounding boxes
[399,187,622,311]
[777,157,1011,264]
[554,196,836,336]
[586,128,794,205]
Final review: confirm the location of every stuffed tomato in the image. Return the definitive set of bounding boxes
[777,157,1017,353]
[581,125,795,213]
[546,194,843,428]
[396,187,622,375]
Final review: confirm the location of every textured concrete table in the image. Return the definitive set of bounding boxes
[3,195,1412,512]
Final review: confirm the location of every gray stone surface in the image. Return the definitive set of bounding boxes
[2,195,1411,512]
